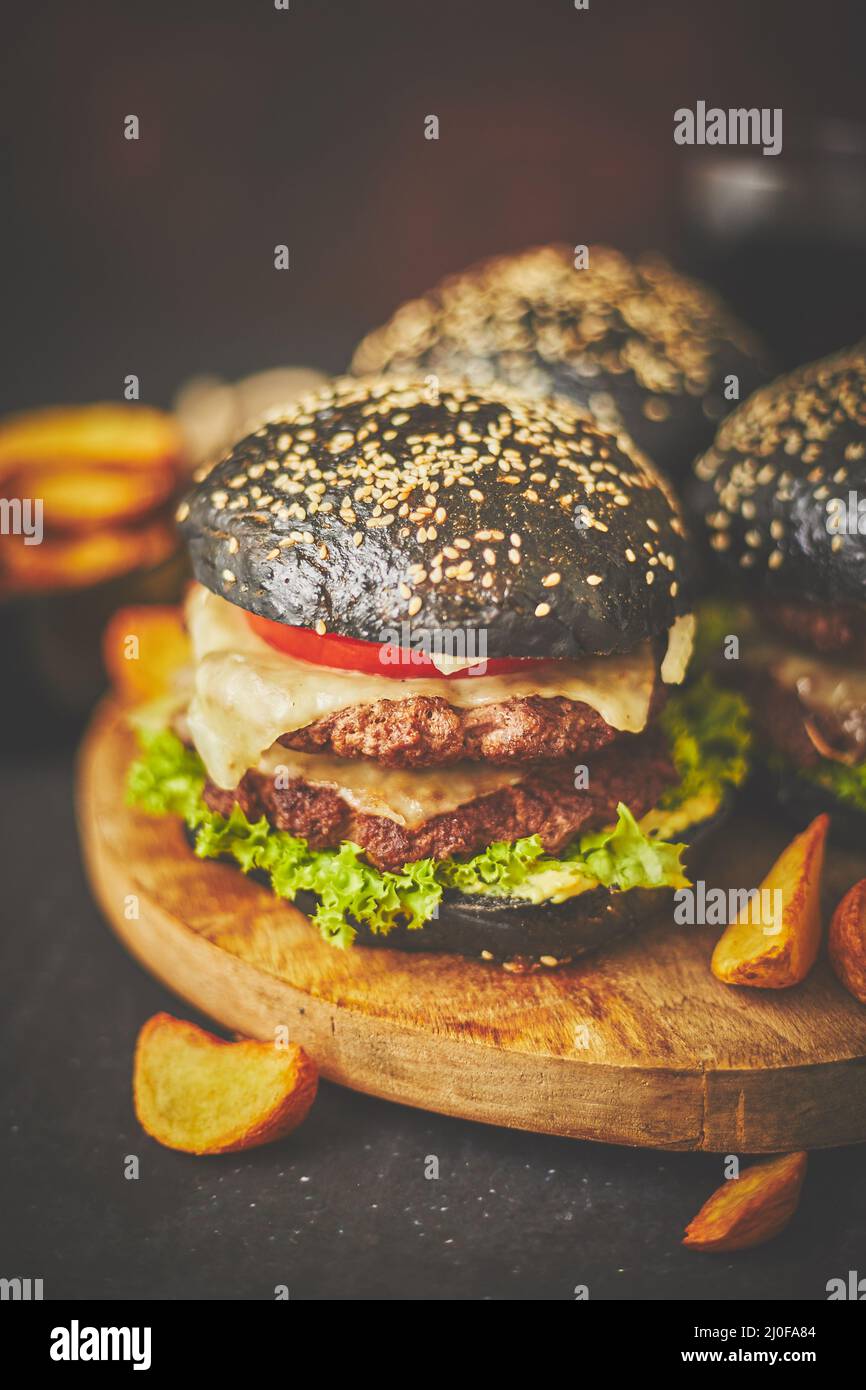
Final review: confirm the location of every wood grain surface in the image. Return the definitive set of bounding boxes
[77,699,866,1152]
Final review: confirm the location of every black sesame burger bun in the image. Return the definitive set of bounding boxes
[351,245,772,481]
[689,342,866,606]
[177,377,697,661]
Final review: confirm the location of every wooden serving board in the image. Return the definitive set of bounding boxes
[77,699,866,1153]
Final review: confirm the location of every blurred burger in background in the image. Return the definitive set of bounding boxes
[688,341,866,839]
[352,244,773,482]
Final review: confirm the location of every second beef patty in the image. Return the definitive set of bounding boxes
[203,728,677,871]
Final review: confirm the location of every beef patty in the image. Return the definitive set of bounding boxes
[739,669,820,770]
[759,599,866,660]
[279,684,665,769]
[203,729,677,871]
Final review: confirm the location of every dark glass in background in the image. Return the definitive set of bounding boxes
[681,120,866,370]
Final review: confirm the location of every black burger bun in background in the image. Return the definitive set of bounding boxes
[688,340,866,602]
[350,245,774,483]
[178,376,697,661]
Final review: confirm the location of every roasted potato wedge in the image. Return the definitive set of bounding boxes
[829,878,866,1005]
[133,1013,318,1155]
[0,404,183,474]
[103,604,190,703]
[711,814,828,989]
[2,517,176,592]
[16,465,176,532]
[683,1152,807,1253]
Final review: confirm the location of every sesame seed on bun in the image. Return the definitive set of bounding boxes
[178,376,697,660]
[689,341,866,604]
[351,245,772,480]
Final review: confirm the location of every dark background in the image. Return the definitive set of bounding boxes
[3,0,866,1302]
[4,0,866,416]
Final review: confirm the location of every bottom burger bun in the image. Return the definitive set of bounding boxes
[762,767,863,848]
[183,792,729,969]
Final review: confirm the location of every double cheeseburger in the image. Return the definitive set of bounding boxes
[130,378,748,968]
[689,341,866,837]
[352,244,771,480]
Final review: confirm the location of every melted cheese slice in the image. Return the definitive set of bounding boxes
[661,613,696,686]
[753,643,866,712]
[186,584,681,789]
[744,640,866,760]
[256,746,525,827]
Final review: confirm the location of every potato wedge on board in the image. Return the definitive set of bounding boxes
[683,1152,807,1253]
[2,518,176,592]
[134,1013,318,1155]
[102,603,190,706]
[829,878,866,1005]
[0,404,183,474]
[103,605,190,703]
[711,814,828,989]
[18,465,175,532]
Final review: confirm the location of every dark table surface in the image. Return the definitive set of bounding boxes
[2,735,865,1302]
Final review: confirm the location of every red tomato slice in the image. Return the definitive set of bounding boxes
[246,612,540,679]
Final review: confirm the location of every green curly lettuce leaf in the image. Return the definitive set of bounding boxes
[659,675,752,810]
[784,756,866,815]
[125,675,749,946]
[437,802,690,904]
[125,728,205,827]
[576,804,690,890]
[194,804,442,948]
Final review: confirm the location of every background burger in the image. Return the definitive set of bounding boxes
[128,377,748,969]
[688,341,866,838]
[351,244,772,481]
